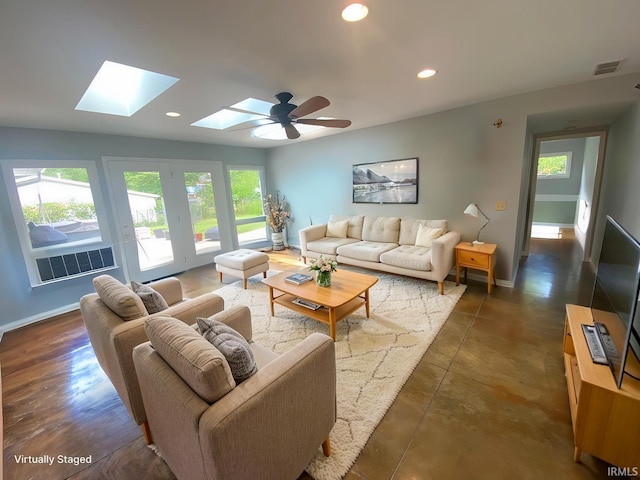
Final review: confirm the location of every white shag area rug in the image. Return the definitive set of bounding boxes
[214,269,466,480]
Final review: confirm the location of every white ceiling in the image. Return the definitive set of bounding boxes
[1,0,639,148]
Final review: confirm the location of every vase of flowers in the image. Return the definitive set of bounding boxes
[263,192,290,251]
[310,255,337,287]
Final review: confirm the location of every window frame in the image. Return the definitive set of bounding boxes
[536,151,572,179]
[2,159,114,286]
[226,165,269,249]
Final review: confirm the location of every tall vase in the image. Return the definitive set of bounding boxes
[271,231,285,251]
[316,271,332,287]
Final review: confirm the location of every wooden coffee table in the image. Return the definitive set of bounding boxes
[262,269,378,341]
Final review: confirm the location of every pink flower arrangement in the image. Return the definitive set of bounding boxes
[309,255,338,273]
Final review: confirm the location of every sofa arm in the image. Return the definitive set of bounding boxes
[158,292,224,325]
[199,333,336,480]
[299,224,328,258]
[430,230,461,279]
[148,277,183,306]
[205,305,252,341]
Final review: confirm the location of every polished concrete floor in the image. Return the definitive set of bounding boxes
[1,234,617,479]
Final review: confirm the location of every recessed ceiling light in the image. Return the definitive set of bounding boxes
[342,3,368,22]
[75,61,179,117]
[417,68,437,79]
[166,112,181,117]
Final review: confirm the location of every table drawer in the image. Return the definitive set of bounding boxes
[458,250,489,268]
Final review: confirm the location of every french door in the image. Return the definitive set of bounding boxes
[105,158,231,282]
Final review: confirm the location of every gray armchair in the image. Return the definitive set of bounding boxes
[133,305,336,480]
[80,274,224,443]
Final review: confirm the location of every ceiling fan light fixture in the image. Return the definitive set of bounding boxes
[252,122,323,140]
[342,3,368,22]
[417,68,437,79]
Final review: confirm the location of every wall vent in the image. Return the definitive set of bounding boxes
[593,60,623,76]
[36,247,115,283]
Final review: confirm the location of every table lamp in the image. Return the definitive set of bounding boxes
[464,203,490,245]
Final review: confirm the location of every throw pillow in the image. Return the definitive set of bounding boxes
[93,275,147,321]
[196,317,257,383]
[145,315,235,403]
[131,280,169,314]
[326,219,349,238]
[415,225,446,248]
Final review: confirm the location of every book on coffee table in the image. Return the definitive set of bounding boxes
[292,298,321,310]
[284,273,313,285]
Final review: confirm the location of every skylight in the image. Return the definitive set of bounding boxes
[192,98,274,130]
[75,61,179,117]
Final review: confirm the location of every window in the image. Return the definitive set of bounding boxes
[228,167,267,246]
[537,152,572,178]
[3,161,112,285]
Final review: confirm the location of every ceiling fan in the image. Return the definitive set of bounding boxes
[227,92,352,139]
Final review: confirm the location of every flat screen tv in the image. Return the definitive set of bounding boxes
[590,216,640,388]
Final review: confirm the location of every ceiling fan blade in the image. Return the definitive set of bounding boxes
[295,118,352,128]
[289,96,330,118]
[284,124,300,139]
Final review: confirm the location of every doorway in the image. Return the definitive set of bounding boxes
[523,130,607,265]
[104,158,233,282]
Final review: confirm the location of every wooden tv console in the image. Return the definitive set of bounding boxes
[563,304,640,467]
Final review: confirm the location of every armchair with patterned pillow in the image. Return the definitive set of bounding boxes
[133,306,336,480]
[79,274,224,443]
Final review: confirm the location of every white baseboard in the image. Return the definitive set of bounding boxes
[458,271,513,288]
[0,302,80,341]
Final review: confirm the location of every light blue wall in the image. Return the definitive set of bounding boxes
[592,102,640,265]
[0,127,267,331]
[267,74,640,285]
[536,138,585,195]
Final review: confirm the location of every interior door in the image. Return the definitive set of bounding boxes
[105,158,230,282]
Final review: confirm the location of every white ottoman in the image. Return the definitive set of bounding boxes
[214,249,270,289]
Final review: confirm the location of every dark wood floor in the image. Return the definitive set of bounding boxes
[1,239,616,479]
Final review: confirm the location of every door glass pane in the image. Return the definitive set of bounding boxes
[229,169,267,245]
[185,172,220,254]
[123,171,174,270]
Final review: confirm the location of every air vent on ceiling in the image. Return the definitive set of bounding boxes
[593,60,623,76]
[36,246,115,283]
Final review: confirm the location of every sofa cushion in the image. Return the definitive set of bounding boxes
[93,275,148,321]
[196,317,257,383]
[145,315,235,403]
[131,280,169,314]
[380,245,433,271]
[362,216,400,243]
[415,225,446,248]
[337,241,398,262]
[399,219,448,245]
[326,219,349,238]
[330,214,364,239]
[307,237,359,256]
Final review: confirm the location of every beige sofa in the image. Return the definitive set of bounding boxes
[80,275,224,443]
[299,215,461,294]
[133,306,336,480]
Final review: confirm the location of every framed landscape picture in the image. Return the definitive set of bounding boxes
[352,157,418,204]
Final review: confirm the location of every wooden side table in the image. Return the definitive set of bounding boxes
[455,242,497,294]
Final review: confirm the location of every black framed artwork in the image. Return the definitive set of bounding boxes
[352,157,418,204]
